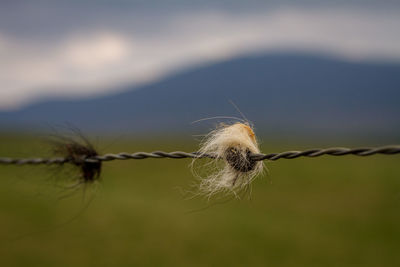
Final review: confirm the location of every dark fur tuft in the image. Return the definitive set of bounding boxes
[51,133,101,183]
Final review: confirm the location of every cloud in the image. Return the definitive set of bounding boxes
[0,7,400,110]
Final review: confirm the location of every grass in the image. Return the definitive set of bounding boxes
[0,134,399,266]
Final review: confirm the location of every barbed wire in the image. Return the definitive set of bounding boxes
[0,145,399,166]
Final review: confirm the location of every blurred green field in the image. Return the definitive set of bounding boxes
[0,134,400,266]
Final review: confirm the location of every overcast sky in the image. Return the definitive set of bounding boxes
[1,1,400,110]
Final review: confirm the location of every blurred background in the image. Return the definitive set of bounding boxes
[0,1,400,266]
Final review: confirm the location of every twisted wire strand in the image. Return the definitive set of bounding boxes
[0,145,399,165]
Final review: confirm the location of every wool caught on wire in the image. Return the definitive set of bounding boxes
[193,122,264,197]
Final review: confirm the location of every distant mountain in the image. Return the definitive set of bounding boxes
[1,53,400,137]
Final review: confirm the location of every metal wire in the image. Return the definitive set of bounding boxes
[0,145,399,165]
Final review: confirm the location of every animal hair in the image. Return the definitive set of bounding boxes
[50,132,102,185]
[193,122,264,198]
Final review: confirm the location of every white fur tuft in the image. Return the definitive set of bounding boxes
[193,122,264,198]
